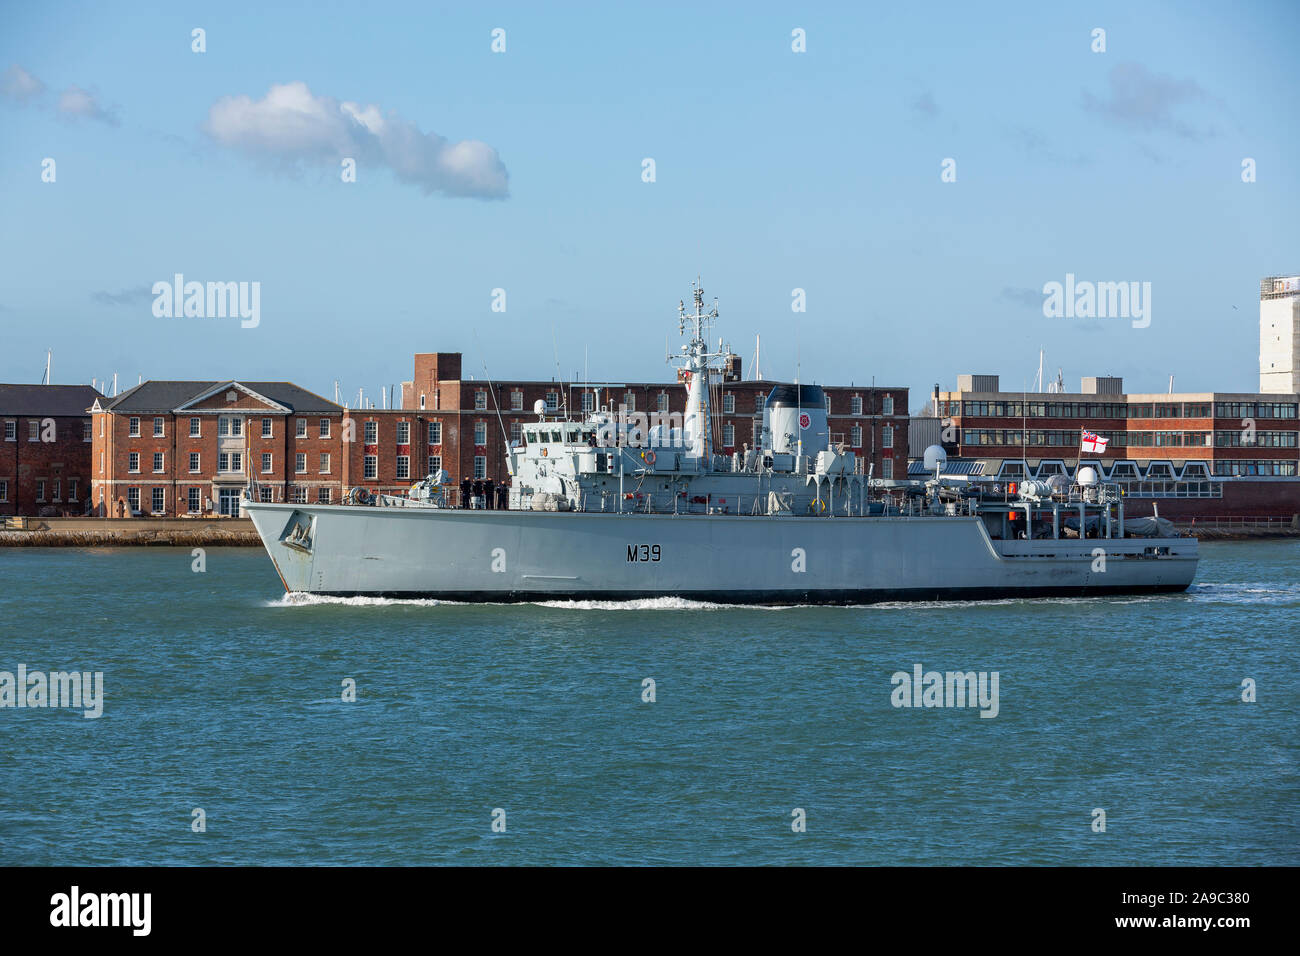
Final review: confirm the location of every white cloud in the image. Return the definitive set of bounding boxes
[1,64,45,103]
[57,84,119,125]
[204,81,509,199]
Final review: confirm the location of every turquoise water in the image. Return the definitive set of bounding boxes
[0,542,1296,865]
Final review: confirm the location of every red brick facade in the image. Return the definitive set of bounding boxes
[0,385,101,517]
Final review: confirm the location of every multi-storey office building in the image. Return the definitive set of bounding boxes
[933,374,1300,519]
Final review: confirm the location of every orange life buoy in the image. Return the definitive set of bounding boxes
[644,450,656,466]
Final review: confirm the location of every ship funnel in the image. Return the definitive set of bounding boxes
[763,384,828,456]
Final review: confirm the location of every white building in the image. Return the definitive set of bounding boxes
[1260,275,1300,393]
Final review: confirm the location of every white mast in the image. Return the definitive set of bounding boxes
[672,279,726,467]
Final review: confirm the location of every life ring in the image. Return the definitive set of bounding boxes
[643,450,656,466]
[812,498,826,513]
[541,447,548,457]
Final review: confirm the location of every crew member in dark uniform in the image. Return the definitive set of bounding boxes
[496,482,508,510]
[460,478,472,509]
[472,479,484,509]
[484,478,496,510]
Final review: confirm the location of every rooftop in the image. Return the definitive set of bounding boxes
[97,380,342,414]
[0,383,104,417]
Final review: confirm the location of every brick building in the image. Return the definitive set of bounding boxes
[88,380,439,517]
[90,381,348,517]
[1,383,102,517]
[400,351,909,489]
[931,373,1300,519]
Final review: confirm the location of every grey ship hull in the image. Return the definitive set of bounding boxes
[244,501,1199,604]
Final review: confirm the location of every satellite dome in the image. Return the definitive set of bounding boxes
[923,444,948,471]
[1077,466,1099,486]
[533,398,547,416]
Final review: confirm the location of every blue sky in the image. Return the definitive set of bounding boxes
[1,0,1297,409]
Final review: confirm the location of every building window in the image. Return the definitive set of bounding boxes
[474,456,486,479]
[475,390,488,410]
[756,394,765,413]
[0,479,7,502]
[128,488,140,513]
[510,422,522,445]
[35,479,46,501]
[296,418,307,438]
[189,452,200,472]
[883,396,895,415]
[290,487,307,504]
[723,393,735,414]
[722,423,735,447]
[363,421,378,444]
[153,417,165,437]
[883,426,894,449]
[364,455,378,479]
[129,417,140,437]
[510,391,523,411]
[396,421,410,444]
[68,479,78,502]
[261,418,273,438]
[396,455,410,479]
[581,391,594,413]
[259,487,273,503]
[152,488,165,514]
[219,452,243,473]
[427,455,442,476]
[188,488,201,513]
[545,391,559,412]
[319,418,330,438]
[317,487,331,504]
[190,417,201,437]
[882,458,893,479]
[28,419,40,441]
[3,421,14,441]
[428,421,442,445]
[657,392,669,412]
[850,395,863,415]
[624,393,636,413]
[261,452,273,473]
[295,453,307,473]
[419,394,426,409]
[850,425,863,447]
[219,416,242,437]
[153,452,164,473]
[319,453,330,473]
[83,421,92,442]
[51,479,61,501]
[128,452,140,473]
[474,422,487,445]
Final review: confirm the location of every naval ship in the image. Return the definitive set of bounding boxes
[244,282,1199,603]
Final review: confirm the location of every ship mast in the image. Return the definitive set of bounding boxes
[673,279,728,469]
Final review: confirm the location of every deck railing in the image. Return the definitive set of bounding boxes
[1173,515,1299,531]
